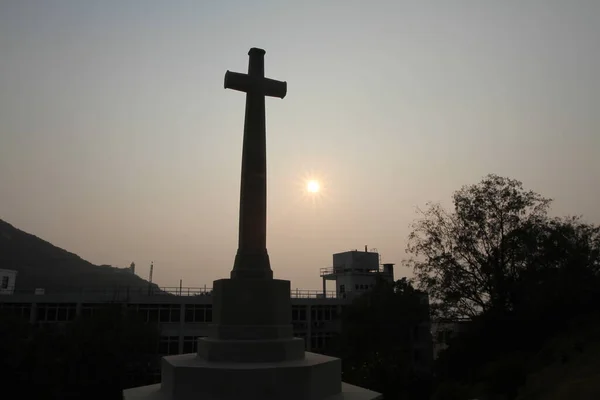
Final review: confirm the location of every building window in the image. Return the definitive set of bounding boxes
[1,276,9,289]
[311,306,323,321]
[292,305,307,321]
[158,304,181,323]
[310,333,333,353]
[310,306,336,321]
[184,305,212,323]
[125,304,181,323]
[137,304,159,323]
[0,303,31,320]
[339,284,345,293]
[36,303,77,322]
[292,305,307,322]
[158,336,179,356]
[355,284,359,290]
[82,303,119,319]
[182,336,206,354]
[292,306,308,331]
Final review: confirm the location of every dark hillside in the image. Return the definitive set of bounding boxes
[0,219,159,293]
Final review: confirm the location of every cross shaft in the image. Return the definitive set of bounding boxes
[225,48,286,280]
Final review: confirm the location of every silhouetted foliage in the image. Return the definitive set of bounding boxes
[0,305,159,399]
[406,174,600,399]
[328,278,433,399]
[405,174,554,318]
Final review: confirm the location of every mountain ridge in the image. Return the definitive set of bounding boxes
[0,218,159,293]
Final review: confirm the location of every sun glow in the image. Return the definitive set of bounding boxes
[295,171,331,208]
[306,180,321,193]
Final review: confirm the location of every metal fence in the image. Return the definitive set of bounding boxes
[290,289,337,299]
[319,266,393,277]
[3,286,341,299]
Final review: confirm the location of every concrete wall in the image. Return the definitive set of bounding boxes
[332,250,379,272]
[0,269,17,295]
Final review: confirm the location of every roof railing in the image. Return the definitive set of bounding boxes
[319,266,394,277]
[2,287,344,299]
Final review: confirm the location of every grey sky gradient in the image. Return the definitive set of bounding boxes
[1,1,599,290]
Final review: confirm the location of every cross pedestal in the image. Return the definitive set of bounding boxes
[123,48,381,400]
[124,277,381,400]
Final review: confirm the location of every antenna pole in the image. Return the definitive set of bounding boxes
[148,261,154,295]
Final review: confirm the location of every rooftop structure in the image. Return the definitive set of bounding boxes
[321,246,394,299]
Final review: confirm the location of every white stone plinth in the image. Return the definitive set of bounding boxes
[123,352,382,400]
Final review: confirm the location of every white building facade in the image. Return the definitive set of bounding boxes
[320,248,395,299]
[0,269,17,295]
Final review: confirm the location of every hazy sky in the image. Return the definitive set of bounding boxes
[1,1,599,290]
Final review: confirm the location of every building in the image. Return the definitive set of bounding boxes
[0,269,17,295]
[320,247,395,299]
[0,249,432,376]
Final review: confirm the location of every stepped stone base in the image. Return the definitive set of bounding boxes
[124,278,382,400]
[123,352,382,400]
[198,278,306,364]
[197,337,306,363]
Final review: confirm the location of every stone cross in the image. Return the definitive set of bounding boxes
[225,48,287,280]
[123,47,383,400]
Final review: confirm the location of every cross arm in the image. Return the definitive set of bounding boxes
[224,71,287,99]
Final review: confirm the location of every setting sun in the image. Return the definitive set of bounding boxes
[297,172,330,206]
[306,180,320,193]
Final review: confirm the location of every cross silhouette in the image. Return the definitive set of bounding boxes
[225,48,287,280]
